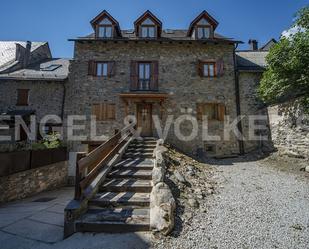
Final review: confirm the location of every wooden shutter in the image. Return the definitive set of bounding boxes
[217,103,226,121]
[150,61,159,90]
[107,104,116,120]
[17,89,29,106]
[196,103,204,121]
[130,61,138,90]
[88,60,96,76]
[108,61,116,77]
[197,60,203,77]
[216,59,224,77]
[92,104,101,120]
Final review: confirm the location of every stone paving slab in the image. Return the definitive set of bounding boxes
[45,204,66,214]
[28,210,64,227]
[2,219,63,243]
[0,231,52,249]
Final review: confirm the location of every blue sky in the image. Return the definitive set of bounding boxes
[0,0,308,58]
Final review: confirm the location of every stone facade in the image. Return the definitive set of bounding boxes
[267,98,309,159]
[65,41,240,157]
[0,80,65,120]
[238,72,266,152]
[0,161,68,203]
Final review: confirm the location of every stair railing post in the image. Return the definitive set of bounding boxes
[74,152,87,200]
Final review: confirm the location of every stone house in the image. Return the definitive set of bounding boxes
[0,41,69,141]
[65,9,274,158]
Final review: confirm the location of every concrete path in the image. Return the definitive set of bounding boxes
[0,187,151,249]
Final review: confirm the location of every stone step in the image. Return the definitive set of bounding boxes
[101,179,152,193]
[76,208,150,233]
[113,158,154,170]
[128,144,156,149]
[123,152,154,159]
[126,148,155,153]
[109,169,152,180]
[89,192,150,207]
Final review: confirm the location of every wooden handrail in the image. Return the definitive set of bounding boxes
[74,123,135,200]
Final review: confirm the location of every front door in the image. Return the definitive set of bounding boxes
[137,103,152,137]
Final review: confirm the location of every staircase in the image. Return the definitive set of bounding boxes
[75,137,156,233]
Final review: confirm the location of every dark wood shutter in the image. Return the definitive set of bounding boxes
[17,89,29,106]
[216,59,224,77]
[108,61,116,78]
[217,103,226,121]
[150,61,159,90]
[88,60,96,76]
[196,103,204,121]
[197,60,203,77]
[130,61,138,90]
[107,104,116,120]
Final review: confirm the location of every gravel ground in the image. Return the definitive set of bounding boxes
[152,155,309,249]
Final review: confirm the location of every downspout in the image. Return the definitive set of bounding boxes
[233,44,245,155]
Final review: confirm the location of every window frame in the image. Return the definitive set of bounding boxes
[140,25,156,38]
[138,62,152,90]
[195,25,212,39]
[96,62,109,77]
[96,24,113,39]
[16,89,29,106]
[201,61,216,78]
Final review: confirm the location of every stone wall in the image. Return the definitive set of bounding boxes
[267,98,309,159]
[65,41,240,157]
[0,161,68,203]
[0,80,65,120]
[238,72,266,153]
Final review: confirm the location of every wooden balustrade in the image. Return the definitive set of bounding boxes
[74,124,135,200]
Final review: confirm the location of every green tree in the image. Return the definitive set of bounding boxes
[258,6,309,112]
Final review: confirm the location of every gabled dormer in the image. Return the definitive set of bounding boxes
[188,11,219,39]
[134,10,162,39]
[91,10,122,39]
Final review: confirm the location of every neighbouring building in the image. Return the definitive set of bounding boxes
[65,9,275,158]
[0,41,69,141]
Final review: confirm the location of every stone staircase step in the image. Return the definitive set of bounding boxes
[113,158,154,170]
[128,144,156,149]
[126,148,155,153]
[101,179,152,193]
[76,208,150,233]
[123,152,154,159]
[89,192,150,207]
[109,169,152,180]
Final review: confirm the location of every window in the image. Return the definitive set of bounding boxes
[97,18,113,38]
[92,103,116,121]
[196,103,225,121]
[96,62,108,77]
[198,61,216,77]
[138,63,151,90]
[88,61,115,77]
[141,26,155,38]
[16,89,29,106]
[197,26,210,39]
[203,62,215,77]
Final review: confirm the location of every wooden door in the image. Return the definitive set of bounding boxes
[137,103,152,137]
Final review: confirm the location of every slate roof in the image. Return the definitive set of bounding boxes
[0,58,70,81]
[0,41,46,70]
[236,51,268,72]
[72,29,241,44]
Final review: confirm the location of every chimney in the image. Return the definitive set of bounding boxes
[248,39,258,51]
[23,41,32,68]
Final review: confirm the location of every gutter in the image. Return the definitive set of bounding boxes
[233,44,245,155]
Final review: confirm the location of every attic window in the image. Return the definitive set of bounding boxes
[196,26,211,39]
[40,64,61,71]
[97,18,113,38]
[140,18,156,38]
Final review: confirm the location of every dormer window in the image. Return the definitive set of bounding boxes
[188,11,219,40]
[98,18,113,38]
[90,10,122,39]
[134,11,162,39]
[141,18,156,38]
